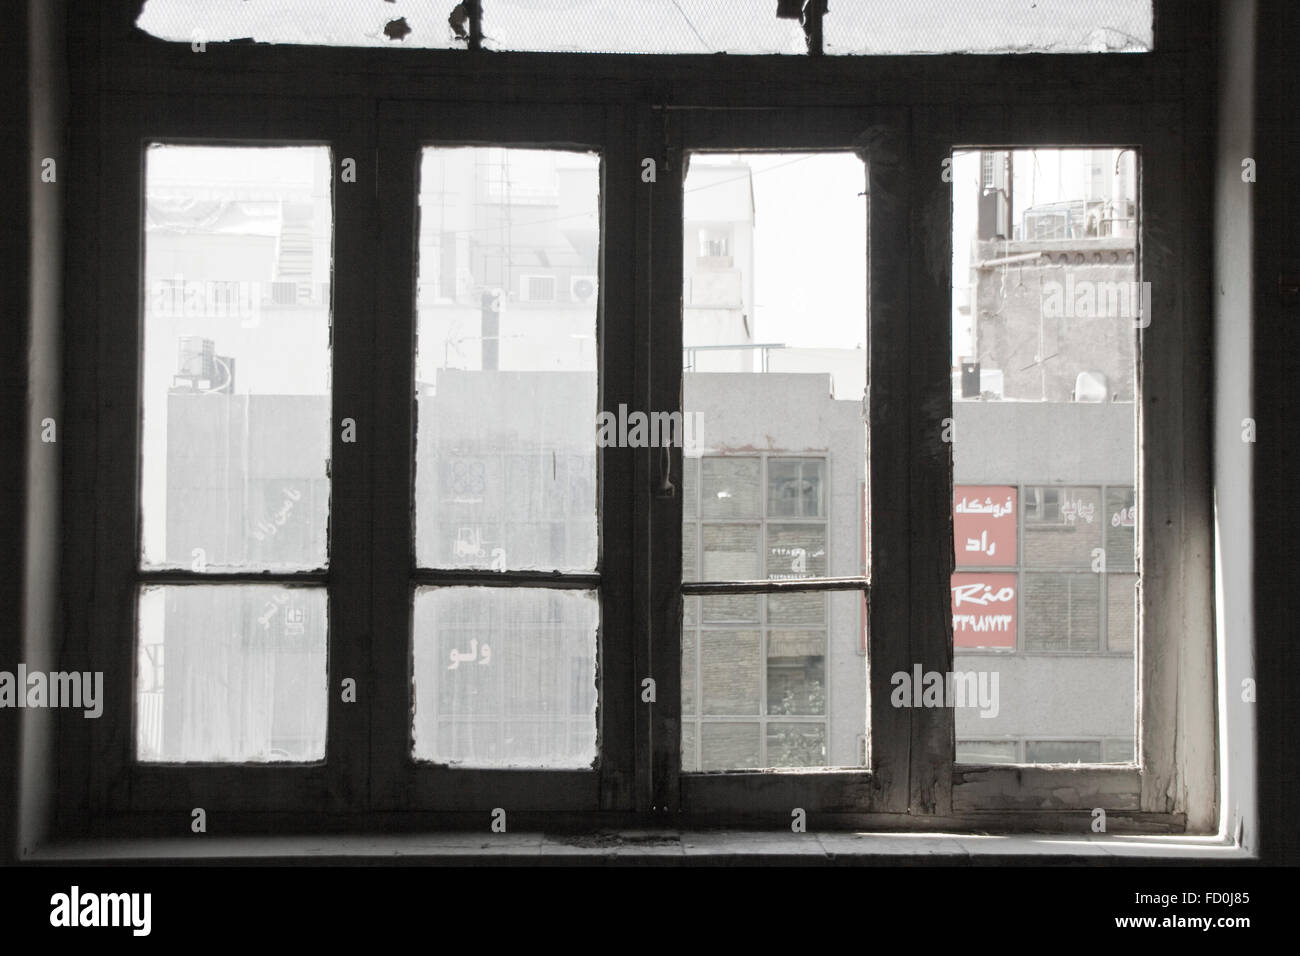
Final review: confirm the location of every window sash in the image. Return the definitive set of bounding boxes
[64,0,1214,833]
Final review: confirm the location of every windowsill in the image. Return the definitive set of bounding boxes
[26,831,1253,865]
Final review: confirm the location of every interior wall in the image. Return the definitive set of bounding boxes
[1254,0,1298,866]
[1214,0,1257,856]
[15,0,67,861]
[0,0,31,868]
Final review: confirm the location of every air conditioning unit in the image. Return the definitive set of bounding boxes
[570,275,598,304]
[519,274,556,302]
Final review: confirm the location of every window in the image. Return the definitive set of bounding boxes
[137,144,333,764]
[134,0,1154,55]
[58,1,1217,844]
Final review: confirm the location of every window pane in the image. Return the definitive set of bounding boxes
[767,591,825,626]
[681,722,698,771]
[136,585,327,762]
[1023,486,1103,568]
[951,148,1139,765]
[137,0,465,48]
[826,0,1152,54]
[411,587,598,768]
[767,631,825,715]
[1023,572,1100,651]
[700,723,760,771]
[137,0,1152,55]
[766,524,827,580]
[700,630,760,715]
[957,740,1018,764]
[700,458,761,518]
[701,524,759,581]
[682,153,868,772]
[1108,573,1138,652]
[141,145,332,571]
[1103,736,1136,763]
[768,458,826,518]
[484,0,808,55]
[1024,740,1104,764]
[1104,486,1138,571]
[414,147,599,572]
[767,722,826,768]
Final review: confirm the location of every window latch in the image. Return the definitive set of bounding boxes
[656,445,676,498]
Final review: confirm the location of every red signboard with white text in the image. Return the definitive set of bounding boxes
[954,485,1017,567]
[952,486,1017,648]
[951,572,1017,649]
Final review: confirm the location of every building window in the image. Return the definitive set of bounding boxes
[681,455,838,771]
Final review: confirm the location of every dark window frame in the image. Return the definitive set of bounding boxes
[54,0,1215,840]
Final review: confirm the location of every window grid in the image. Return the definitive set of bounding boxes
[682,453,839,771]
[954,481,1137,656]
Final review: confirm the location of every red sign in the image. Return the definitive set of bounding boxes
[951,572,1016,649]
[954,485,1016,567]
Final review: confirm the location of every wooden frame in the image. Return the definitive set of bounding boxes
[53,0,1216,840]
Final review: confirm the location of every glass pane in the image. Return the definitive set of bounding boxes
[681,722,698,772]
[484,0,808,54]
[1022,572,1100,651]
[1104,736,1136,763]
[767,631,825,715]
[767,591,825,626]
[411,587,598,768]
[701,524,759,581]
[951,147,1138,765]
[954,485,1017,566]
[701,594,759,625]
[141,145,332,571]
[415,147,599,572]
[700,458,761,518]
[1024,740,1104,764]
[957,740,1018,764]
[1107,573,1138,652]
[136,585,327,762]
[826,0,1152,54]
[700,723,760,771]
[766,524,827,580]
[951,572,1017,649]
[700,630,760,715]
[767,722,826,768]
[681,153,868,772]
[137,0,466,49]
[1023,486,1103,568]
[768,458,826,518]
[681,627,697,715]
[1104,485,1138,571]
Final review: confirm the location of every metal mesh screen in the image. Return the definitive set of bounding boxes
[137,0,1152,54]
[482,1,807,55]
[136,0,468,49]
[825,0,1152,55]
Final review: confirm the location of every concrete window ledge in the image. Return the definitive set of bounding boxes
[26,832,1254,865]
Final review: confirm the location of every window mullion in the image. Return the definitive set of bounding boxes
[905,114,960,815]
[369,103,420,811]
[329,98,378,812]
[643,105,685,812]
